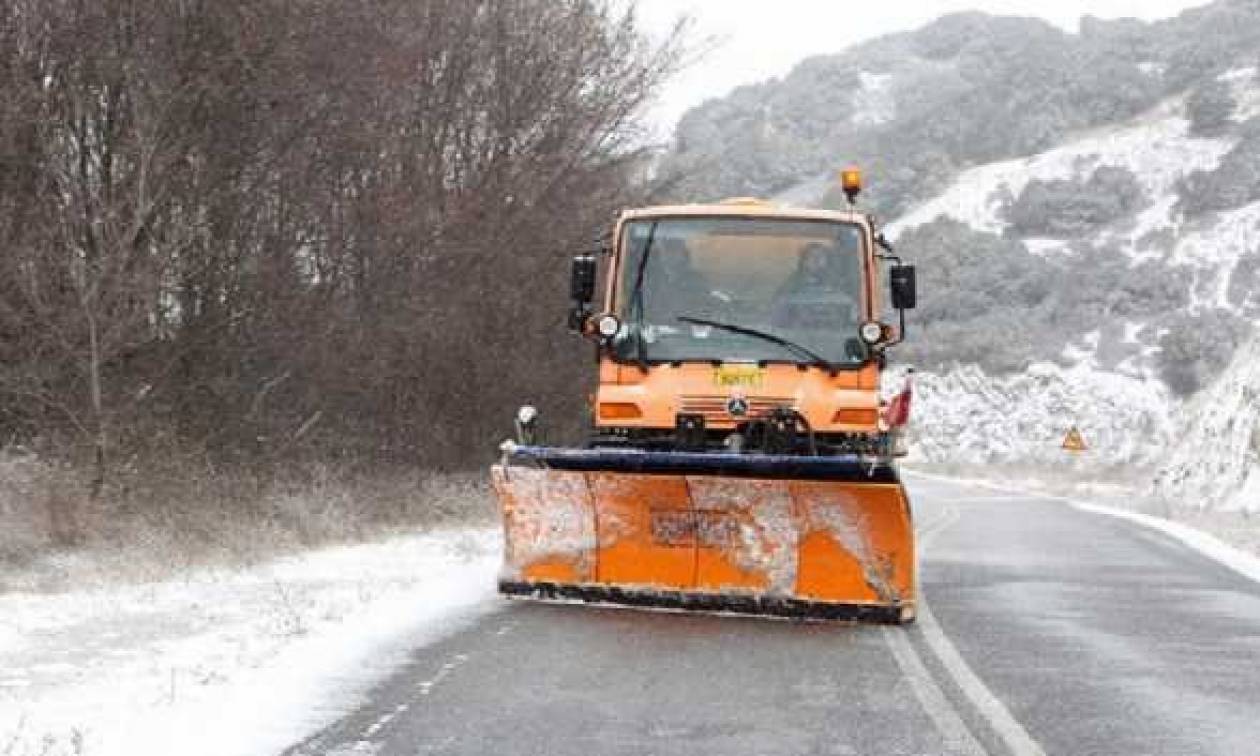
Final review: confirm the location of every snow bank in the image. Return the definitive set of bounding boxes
[0,528,501,756]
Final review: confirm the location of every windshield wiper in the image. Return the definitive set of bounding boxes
[627,221,658,372]
[676,316,837,374]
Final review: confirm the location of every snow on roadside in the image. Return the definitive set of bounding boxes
[0,527,501,756]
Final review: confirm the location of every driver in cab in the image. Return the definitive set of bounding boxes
[646,237,725,320]
[772,241,860,329]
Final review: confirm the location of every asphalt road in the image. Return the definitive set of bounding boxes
[283,474,1260,756]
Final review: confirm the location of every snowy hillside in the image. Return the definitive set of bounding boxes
[887,86,1257,319]
[884,83,1258,502]
[885,93,1258,504]
[889,86,1258,365]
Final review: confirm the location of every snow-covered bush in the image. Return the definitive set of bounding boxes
[1157,310,1254,396]
[1003,166,1145,237]
[1187,78,1237,137]
[1176,122,1260,217]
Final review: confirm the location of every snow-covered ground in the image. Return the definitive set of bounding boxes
[0,528,501,756]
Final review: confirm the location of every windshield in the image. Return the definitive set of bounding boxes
[613,217,869,366]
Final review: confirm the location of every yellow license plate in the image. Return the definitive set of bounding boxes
[713,364,764,389]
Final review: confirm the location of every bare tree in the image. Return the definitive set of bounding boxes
[0,0,687,502]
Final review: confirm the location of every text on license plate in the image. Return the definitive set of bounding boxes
[713,364,764,388]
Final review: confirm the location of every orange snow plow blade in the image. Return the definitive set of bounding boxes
[491,449,916,623]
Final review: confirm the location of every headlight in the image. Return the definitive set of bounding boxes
[859,321,884,345]
[596,314,621,338]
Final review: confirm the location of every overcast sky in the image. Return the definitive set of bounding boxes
[636,0,1211,137]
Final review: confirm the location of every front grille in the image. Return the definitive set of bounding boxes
[678,395,796,425]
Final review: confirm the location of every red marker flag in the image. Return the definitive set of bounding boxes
[884,371,914,428]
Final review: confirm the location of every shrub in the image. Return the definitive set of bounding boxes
[1156,310,1253,396]
[1187,78,1237,137]
[1004,166,1145,237]
[1176,123,1260,217]
[896,219,1057,373]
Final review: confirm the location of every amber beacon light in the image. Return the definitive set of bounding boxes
[840,167,863,204]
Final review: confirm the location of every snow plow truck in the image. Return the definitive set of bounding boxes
[491,169,919,623]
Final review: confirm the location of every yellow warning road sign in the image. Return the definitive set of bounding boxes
[1062,427,1088,452]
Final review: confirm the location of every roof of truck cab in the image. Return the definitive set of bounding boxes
[620,201,870,225]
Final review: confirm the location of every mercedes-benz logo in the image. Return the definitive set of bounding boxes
[726,396,750,417]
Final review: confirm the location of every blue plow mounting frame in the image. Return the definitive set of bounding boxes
[500,445,900,484]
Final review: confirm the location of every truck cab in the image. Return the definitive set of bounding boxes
[571,194,916,457]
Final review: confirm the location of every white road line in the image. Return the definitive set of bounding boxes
[910,503,1049,756]
[415,653,470,697]
[882,626,988,756]
[913,601,1046,756]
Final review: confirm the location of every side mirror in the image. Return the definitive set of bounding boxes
[890,264,916,310]
[569,254,597,332]
[570,254,596,305]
